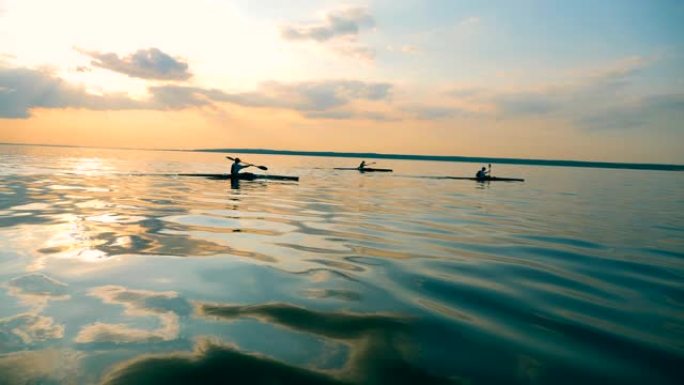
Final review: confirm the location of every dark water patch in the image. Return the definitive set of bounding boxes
[198,302,412,339]
[0,213,53,228]
[424,259,624,306]
[643,247,684,259]
[517,234,606,250]
[529,311,684,384]
[101,342,351,385]
[195,304,460,384]
[485,245,680,285]
[408,272,536,330]
[653,223,684,232]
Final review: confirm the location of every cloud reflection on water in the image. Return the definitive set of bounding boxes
[76,285,191,345]
[0,348,81,385]
[101,303,460,385]
[1,274,69,348]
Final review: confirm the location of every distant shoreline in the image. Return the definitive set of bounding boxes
[1,142,682,171]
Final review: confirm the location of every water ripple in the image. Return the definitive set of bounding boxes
[0,147,682,384]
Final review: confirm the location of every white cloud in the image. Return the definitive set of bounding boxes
[281,7,374,42]
[281,6,376,60]
[0,66,146,118]
[436,57,683,130]
[78,48,192,80]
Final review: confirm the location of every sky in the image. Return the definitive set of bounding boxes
[1,0,683,162]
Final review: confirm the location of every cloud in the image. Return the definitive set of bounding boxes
[405,106,470,120]
[281,7,374,42]
[438,56,683,130]
[79,48,192,80]
[219,80,392,120]
[281,7,376,60]
[240,80,390,111]
[149,79,392,117]
[0,66,145,118]
[386,45,419,55]
[576,93,684,130]
[489,56,649,117]
[148,85,213,109]
[0,64,393,120]
[335,44,376,61]
[305,109,395,121]
[495,92,555,115]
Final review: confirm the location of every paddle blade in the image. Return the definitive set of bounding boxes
[257,165,268,171]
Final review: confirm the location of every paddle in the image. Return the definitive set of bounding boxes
[225,156,268,171]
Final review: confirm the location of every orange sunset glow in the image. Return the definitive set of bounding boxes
[1,0,683,162]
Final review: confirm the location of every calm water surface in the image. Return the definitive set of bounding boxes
[0,144,682,385]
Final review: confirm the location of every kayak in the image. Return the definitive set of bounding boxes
[334,168,393,172]
[443,176,525,182]
[178,173,299,181]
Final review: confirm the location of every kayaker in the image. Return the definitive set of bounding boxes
[231,158,255,176]
[358,160,367,170]
[476,166,490,180]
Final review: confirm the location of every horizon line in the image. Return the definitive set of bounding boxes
[1,142,682,171]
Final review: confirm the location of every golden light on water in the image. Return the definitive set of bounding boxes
[41,214,108,263]
[68,157,111,176]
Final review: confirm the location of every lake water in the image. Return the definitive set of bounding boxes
[0,144,682,385]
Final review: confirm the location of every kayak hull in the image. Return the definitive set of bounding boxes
[178,173,299,181]
[444,176,525,182]
[334,168,393,172]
